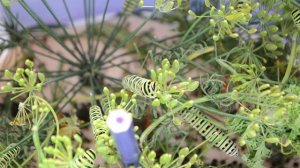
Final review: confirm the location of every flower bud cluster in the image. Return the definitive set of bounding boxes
[1,59,45,98]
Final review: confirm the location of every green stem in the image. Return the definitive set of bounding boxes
[89,75,96,106]
[194,104,249,120]
[281,32,298,84]
[32,125,45,164]
[21,126,55,167]
[33,96,60,136]
[216,59,237,75]
[180,16,203,42]
[139,107,180,147]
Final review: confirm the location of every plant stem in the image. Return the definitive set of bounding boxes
[32,125,45,164]
[21,125,55,167]
[281,32,298,84]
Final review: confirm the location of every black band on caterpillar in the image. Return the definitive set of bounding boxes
[292,9,300,28]
[74,149,96,168]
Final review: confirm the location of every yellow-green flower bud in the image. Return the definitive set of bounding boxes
[25,59,34,68]
[179,147,189,157]
[151,70,157,81]
[265,43,277,51]
[152,98,160,107]
[159,153,172,165]
[172,60,180,73]
[4,70,12,78]
[148,151,156,161]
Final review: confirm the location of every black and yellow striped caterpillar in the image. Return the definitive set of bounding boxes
[236,0,245,11]
[74,149,96,168]
[89,106,107,140]
[0,144,21,167]
[123,0,139,16]
[292,9,300,28]
[178,107,239,157]
[235,0,251,15]
[122,75,158,98]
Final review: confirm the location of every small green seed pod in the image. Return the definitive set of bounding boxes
[163,62,170,71]
[168,70,176,79]
[36,83,43,92]
[159,153,172,165]
[189,154,198,164]
[248,28,257,34]
[187,81,199,91]
[265,137,280,144]
[158,73,163,84]
[252,123,260,131]
[179,147,189,157]
[25,59,34,68]
[148,151,156,161]
[151,70,157,81]
[259,84,270,91]
[258,10,266,18]
[239,139,246,146]
[168,99,178,109]
[217,9,224,16]
[4,69,12,78]
[38,73,45,82]
[172,60,180,73]
[259,30,267,37]
[230,33,239,38]
[209,19,216,27]
[265,43,278,51]
[188,10,197,18]
[251,108,260,114]
[152,98,160,107]
[103,87,110,95]
[212,35,219,41]
[247,130,257,138]
[268,25,279,33]
[183,100,193,108]
[210,7,216,16]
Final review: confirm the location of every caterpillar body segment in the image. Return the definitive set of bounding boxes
[74,149,96,168]
[0,144,21,168]
[178,107,239,157]
[122,75,158,98]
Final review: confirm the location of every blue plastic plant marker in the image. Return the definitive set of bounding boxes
[107,109,140,167]
[190,0,204,15]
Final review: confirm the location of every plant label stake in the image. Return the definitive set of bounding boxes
[107,109,140,167]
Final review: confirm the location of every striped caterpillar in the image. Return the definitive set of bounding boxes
[178,107,239,157]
